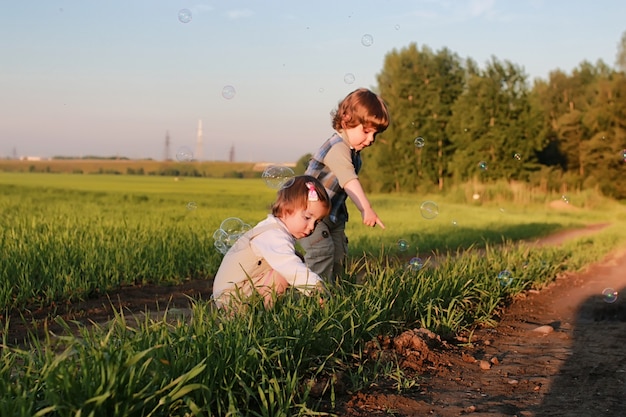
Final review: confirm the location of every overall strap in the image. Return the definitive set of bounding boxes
[247,222,283,241]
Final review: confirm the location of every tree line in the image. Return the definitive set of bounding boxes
[358,34,626,199]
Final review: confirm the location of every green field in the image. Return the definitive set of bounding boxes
[1,172,626,416]
[1,172,618,311]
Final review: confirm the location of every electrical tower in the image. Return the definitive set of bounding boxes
[163,131,171,161]
[195,119,203,161]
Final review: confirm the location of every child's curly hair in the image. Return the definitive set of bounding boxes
[331,88,390,132]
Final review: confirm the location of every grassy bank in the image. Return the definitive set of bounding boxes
[1,172,626,416]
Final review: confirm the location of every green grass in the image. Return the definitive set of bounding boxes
[1,172,626,416]
[348,189,617,256]
[0,174,276,310]
[2,172,614,312]
[0,172,623,311]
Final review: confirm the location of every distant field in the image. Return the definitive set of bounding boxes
[0,158,278,177]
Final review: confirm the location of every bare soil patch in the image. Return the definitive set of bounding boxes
[330,223,626,416]
[3,223,625,416]
[2,280,213,345]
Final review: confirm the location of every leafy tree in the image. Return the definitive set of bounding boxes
[579,71,626,198]
[531,60,625,197]
[531,71,570,170]
[366,39,626,199]
[446,57,540,182]
[369,43,465,192]
[294,153,312,175]
[616,30,626,73]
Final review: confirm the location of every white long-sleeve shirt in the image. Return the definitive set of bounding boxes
[212,215,324,300]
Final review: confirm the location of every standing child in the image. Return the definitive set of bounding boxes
[299,88,390,281]
[212,175,331,310]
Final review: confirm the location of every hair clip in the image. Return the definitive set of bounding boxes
[306,182,319,201]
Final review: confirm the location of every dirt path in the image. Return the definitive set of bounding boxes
[334,225,626,416]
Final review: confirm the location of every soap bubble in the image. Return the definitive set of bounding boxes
[213,240,227,255]
[262,165,295,189]
[220,217,246,235]
[213,217,252,255]
[212,229,228,255]
[478,161,488,171]
[407,257,423,271]
[395,24,401,30]
[498,270,513,287]
[513,153,522,160]
[212,228,228,242]
[344,73,355,84]
[361,34,374,47]
[178,8,192,23]
[176,146,194,162]
[397,239,409,252]
[602,288,618,303]
[561,195,570,204]
[420,201,439,219]
[414,137,425,148]
[221,85,236,99]
[186,201,197,211]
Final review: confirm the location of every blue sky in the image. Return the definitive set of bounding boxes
[2,0,625,163]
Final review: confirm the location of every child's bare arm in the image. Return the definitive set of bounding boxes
[343,178,385,229]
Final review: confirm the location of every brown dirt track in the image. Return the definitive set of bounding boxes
[4,223,626,416]
[332,224,626,416]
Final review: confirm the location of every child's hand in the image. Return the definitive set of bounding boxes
[316,282,330,307]
[363,207,385,229]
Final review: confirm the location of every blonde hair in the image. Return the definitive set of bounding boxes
[272,175,330,218]
[331,88,390,132]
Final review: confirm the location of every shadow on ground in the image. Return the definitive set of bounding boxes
[534,284,626,415]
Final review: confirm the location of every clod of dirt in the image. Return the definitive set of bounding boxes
[533,324,555,334]
[462,353,477,363]
[364,328,453,373]
[306,371,347,398]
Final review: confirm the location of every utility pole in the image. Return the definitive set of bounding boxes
[195,119,203,161]
[163,131,171,161]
